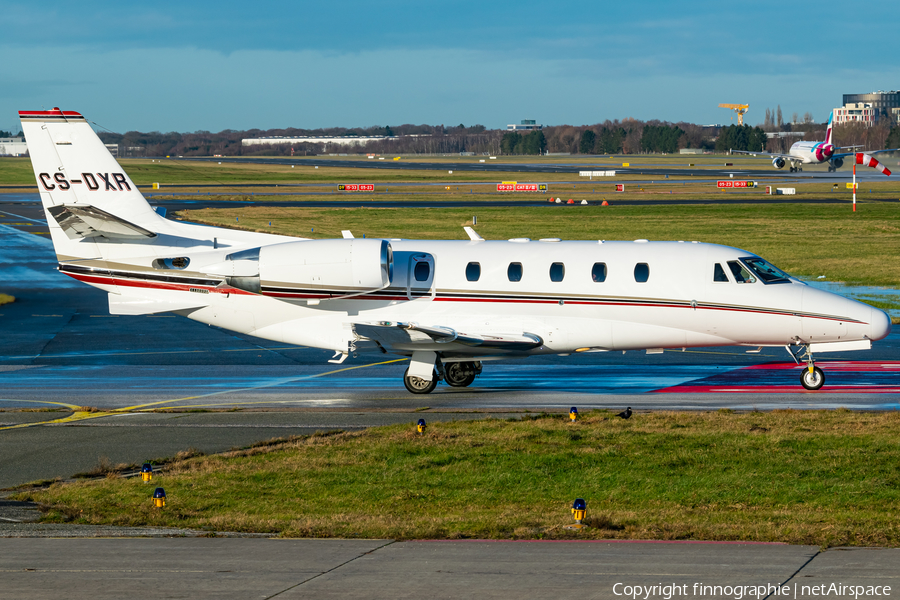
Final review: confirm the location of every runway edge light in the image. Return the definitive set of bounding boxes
[153,487,166,508]
[417,418,427,435]
[565,498,588,530]
[569,407,578,422]
[141,462,153,483]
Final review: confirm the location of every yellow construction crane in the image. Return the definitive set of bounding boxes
[719,103,749,126]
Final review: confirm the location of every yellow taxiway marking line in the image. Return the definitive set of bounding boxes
[0,400,114,431]
[113,358,409,413]
[1,358,407,429]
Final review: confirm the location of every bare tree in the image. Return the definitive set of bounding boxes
[777,105,783,128]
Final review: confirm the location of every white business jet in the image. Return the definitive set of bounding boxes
[20,109,891,394]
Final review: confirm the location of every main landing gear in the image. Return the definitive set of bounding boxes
[789,165,803,173]
[788,344,825,391]
[403,359,483,394]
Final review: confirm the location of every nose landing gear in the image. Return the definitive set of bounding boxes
[788,344,825,390]
[800,364,825,390]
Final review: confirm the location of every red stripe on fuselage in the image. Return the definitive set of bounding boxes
[62,271,869,325]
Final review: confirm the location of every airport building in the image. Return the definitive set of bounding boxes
[242,135,396,148]
[506,120,542,131]
[841,90,900,123]
[0,137,28,156]
[832,102,878,126]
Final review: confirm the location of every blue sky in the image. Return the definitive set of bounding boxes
[2,1,898,133]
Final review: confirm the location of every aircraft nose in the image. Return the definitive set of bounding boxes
[869,306,892,341]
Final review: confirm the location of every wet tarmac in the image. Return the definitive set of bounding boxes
[2,198,898,489]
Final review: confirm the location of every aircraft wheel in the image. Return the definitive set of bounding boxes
[404,369,438,394]
[800,366,825,391]
[445,362,478,387]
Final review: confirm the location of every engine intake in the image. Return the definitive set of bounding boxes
[772,157,786,169]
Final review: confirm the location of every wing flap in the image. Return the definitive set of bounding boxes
[353,321,543,352]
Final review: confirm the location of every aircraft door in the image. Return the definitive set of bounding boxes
[407,253,435,300]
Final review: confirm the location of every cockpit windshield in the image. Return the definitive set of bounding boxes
[740,257,792,284]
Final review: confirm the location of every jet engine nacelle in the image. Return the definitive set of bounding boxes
[830,157,844,169]
[219,238,393,295]
[772,157,786,169]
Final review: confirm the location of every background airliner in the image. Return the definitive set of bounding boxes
[19,109,891,394]
[733,114,897,173]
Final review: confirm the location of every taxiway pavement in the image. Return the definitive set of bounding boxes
[0,538,897,599]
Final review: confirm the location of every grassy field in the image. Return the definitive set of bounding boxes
[180,203,900,288]
[5,155,900,198]
[19,410,900,546]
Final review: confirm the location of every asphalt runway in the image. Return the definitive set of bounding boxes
[181,154,898,182]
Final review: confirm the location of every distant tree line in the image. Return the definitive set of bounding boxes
[886,126,900,150]
[500,130,547,155]
[715,125,768,152]
[92,115,873,158]
[0,129,23,138]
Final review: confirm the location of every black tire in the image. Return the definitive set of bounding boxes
[800,366,825,391]
[403,369,438,394]
[445,362,478,387]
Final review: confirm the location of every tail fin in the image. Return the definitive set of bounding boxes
[19,109,162,229]
[825,112,833,146]
[20,108,164,261]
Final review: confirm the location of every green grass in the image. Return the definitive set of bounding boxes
[19,411,900,546]
[180,203,900,287]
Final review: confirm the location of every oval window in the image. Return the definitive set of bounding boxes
[507,262,523,282]
[634,263,649,283]
[549,262,565,282]
[414,261,430,282]
[591,263,607,282]
[466,262,481,282]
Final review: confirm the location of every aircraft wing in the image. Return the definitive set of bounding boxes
[353,321,543,353]
[731,150,798,161]
[47,205,157,240]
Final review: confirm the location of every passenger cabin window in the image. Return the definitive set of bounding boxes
[634,263,649,283]
[465,262,481,282]
[414,261,430,282]
[713,263,729,282]
[549,262,565,282]
[727,260,755,283]
[507,262,523,282]
[591,262,607,282]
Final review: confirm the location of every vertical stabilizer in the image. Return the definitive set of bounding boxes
[825,112,833,146]
[19,109,162,228]
[20,108,165,262]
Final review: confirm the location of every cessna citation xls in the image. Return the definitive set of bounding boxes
[21,109,891,394]
[733,113,897,173]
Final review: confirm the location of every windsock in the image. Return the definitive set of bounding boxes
[856,153,891,176]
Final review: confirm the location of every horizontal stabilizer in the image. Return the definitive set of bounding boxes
[108,293,208,315]
[354,321,542,351]
[48,205,157,240]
